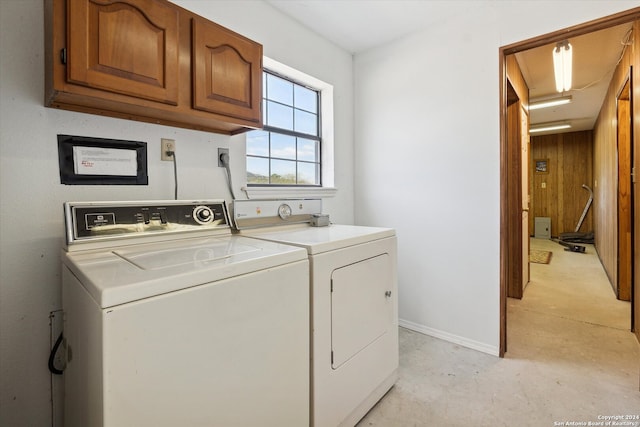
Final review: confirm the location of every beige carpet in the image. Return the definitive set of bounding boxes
[529,249,552,264]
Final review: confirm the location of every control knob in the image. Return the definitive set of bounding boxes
[278,203,292,220]
[193,206,214,224]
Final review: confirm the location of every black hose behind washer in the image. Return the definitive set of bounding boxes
[48,332,65,375]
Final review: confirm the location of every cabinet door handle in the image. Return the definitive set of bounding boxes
[385,291,392,298]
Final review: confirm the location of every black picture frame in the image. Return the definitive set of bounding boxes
[535,159,549,174]
[57,134,148,185]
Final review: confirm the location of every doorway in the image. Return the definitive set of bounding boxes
[499,8,640,357]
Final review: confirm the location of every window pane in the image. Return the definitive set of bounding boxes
[246,156,269,184]
[267,101,293,130]
[246,130,269,156]
[271,133,296,160]
[294,109,317,135]
[248,70,322,187]
[297,162,319,185]
[267,74,293,105]
[271,159,296,184]
[297,138,318,162]
[295,85,317,113]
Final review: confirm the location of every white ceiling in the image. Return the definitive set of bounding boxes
[266,0,633,136]
[266,0,468,54]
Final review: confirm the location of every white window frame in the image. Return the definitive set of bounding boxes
[230,57,337,199]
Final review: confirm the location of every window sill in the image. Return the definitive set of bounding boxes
[242,186,337,200]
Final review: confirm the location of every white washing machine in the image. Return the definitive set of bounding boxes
[61,200,310,427]
[234,199,398,427]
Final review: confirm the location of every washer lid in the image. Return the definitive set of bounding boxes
[244,224,395,255]
[63,235,307,308]
[113,239,259,270]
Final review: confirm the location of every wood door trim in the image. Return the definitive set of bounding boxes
[499,50,508,357]
[617,77,632,301]
[499,7,640,357]
[501,8,640,56]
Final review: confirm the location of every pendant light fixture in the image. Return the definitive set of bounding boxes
[553,40,572,92]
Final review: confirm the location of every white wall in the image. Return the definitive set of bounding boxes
[3,0,637,424]
[353,1,639,354]
[0,1,353,425]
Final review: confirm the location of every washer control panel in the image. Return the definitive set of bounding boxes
[65,200,229,244]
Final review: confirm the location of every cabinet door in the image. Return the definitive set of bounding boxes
[192,17,262,124]
[67,0,179,105]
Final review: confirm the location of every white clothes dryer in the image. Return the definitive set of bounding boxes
[234,199,398,427]
[61,200,309,427]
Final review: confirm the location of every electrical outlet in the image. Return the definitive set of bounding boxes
[161,138,175,161]
[218,148,229,167]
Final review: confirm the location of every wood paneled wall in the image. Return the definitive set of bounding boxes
[529,131,594,236]
[592,25,634,293]
[506,55,529,107]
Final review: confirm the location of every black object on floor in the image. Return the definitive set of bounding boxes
[558,231,594,244]
[557,240,586,253]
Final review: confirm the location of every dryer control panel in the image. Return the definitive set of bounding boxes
[234,199,322,229]
[64,200,230,249]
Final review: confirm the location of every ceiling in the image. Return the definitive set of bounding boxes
[515,23,633,135]
[266,0,472,54]
[266,1,633,136]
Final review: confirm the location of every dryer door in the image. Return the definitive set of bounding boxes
[331,254,393,369]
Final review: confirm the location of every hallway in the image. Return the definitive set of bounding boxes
[357,238,639,426]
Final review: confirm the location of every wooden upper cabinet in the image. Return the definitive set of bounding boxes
[67,0,179,105]
[192,17,262,124]
[45,0,263,134]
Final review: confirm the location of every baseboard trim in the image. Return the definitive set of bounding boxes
[399,319,500,357]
